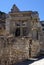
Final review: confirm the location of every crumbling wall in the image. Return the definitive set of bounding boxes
[31,40,40,57]
[0,35,40,65]
[0,36,29,65]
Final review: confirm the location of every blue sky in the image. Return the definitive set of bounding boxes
[0,0,44,21]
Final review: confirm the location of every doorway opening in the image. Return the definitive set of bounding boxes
[15,28,20,37]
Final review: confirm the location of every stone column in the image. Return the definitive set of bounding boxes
[27,20,32,37]
[6,18,10,33]
[20,21,23,36]
[32,29,38,40]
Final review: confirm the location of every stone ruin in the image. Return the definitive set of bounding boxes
[0,34,40,65]
[0,4,43,65]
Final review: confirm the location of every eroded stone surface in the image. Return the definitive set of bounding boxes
[0,35,40,65]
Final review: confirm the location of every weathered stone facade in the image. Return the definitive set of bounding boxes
[40,21,44,54]
[6,5,41,38]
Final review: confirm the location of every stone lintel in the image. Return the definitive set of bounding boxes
[9,17,30,21]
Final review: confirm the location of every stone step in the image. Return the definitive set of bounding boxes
[28,58,38,60]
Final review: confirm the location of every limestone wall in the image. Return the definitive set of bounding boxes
[0,36,29,65]
[31,40,40,57]
[0,35,40,65]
